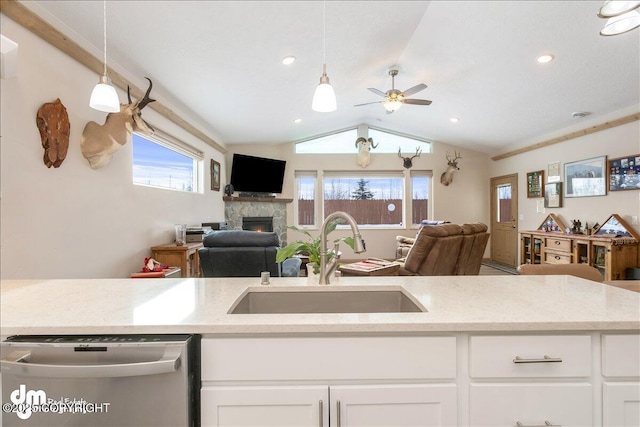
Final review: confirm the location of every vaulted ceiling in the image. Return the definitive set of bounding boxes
[21,1,640,155]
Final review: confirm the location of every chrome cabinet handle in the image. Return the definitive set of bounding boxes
[515,421,561,427]
[554,241,561,245]
[318,400,323,427]
[554,255,561,260]
[513,355,562,363]
[336,400,341,427]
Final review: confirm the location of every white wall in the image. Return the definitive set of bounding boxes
[490,113,640,259]
[226,140,491,260]
[0,16,225,279]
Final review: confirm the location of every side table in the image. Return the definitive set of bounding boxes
[151,242,203,278]
[339,259,400,276]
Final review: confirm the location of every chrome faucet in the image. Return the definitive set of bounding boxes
[319,211,366,285]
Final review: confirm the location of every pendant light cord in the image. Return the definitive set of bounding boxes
[322,0,326,66]
[102,0,107,76]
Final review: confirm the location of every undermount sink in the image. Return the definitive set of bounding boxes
[228,286,427,314]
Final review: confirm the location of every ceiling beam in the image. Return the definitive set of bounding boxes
[491,112,639,161]
[0,0,227,154]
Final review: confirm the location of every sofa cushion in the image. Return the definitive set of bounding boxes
[203,230,280,247]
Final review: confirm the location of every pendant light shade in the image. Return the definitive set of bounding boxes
[598,0,640,17]
[600,9,640,35]
[312,1,336,112]
[312,64,337,112]
[90,0,120,113]
[90,75,120,113]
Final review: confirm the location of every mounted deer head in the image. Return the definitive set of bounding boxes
[440,150,461,186]
[81,77,156,169]
[355,137,378,168]
[398,147,422,169]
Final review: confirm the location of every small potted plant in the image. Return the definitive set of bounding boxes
[276,219,355,275]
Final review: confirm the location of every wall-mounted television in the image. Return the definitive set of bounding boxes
[229,154,286,196]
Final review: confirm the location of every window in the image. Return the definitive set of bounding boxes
[295,171,431,228]
[323,172,405,227]
[132,131,202,192]
[295,126,431,154]
[295,171,316,226]
[295,128,358,153]
[410,171,432,225]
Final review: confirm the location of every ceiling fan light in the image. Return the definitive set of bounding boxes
[598,0,640,18]
[383,100,402,112]
[89,74,120,112]
[600,10,640,35]
[312,69,337,112]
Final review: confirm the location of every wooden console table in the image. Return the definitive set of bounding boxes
[520,231,638,281]
[151,242,203,278]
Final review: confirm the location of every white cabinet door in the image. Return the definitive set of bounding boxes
[604,383,640,427]
[201,385,328,427]
[470,383,592,427]
[329,384,457,427]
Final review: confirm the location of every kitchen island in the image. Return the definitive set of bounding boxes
[2,276,639,426]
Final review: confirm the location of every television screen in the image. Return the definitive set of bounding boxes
[229,154,286,195]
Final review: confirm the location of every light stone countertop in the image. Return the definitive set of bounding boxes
[1,275,639,337]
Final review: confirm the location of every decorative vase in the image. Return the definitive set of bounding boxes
[306,263,319,284]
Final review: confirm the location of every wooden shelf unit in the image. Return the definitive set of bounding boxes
[519,231,638,281]
[151,242,203,278]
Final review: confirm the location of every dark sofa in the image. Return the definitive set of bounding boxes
[198,230,301,277]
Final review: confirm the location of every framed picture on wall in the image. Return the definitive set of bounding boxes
[210,159,221,191]
[526,170,544,198]
[564,156,606,198]
[544,182,562,208]
[547,161,561,183]
[608,154,640,191]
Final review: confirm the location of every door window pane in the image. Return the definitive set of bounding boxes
[496,184,512,223]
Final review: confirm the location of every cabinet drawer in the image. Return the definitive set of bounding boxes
[202,336,456,381]
[470,335,591,378]
[544,237,572,253]
[602,334,640,377]
[543,250,572,264]
[470,383,592,426]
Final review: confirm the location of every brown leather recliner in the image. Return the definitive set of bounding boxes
[455,223,490,275]
[397,223,464,276]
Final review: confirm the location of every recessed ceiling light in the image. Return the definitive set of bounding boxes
[537,54,554,63]
[450,117,460,123]
[293,118,302,124]
[282,56,296,65]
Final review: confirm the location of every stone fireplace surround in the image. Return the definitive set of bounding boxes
[223,196,293,244]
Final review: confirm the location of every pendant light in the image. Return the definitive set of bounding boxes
[598,1,640,36]
[312,0,337,112]
[90,0,120,112]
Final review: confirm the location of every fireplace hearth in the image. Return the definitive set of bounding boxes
[242,216,273,233]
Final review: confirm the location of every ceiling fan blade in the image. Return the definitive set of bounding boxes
[367,88,387,97]
[404,98,432,105]
[354,101,383,107]
[401,83,427,97]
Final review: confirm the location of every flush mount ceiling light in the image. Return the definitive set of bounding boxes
[311,0,336,112]
[89,0,120,112]
[450,117,460,123]
[282,56,296,65]
[598,1,640,35]
[536,54,554,63]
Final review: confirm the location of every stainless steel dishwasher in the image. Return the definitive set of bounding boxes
[1,334,200,426]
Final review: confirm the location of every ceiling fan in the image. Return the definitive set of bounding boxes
[355,67,432,113]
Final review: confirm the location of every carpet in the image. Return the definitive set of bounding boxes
[481,261,518,275]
